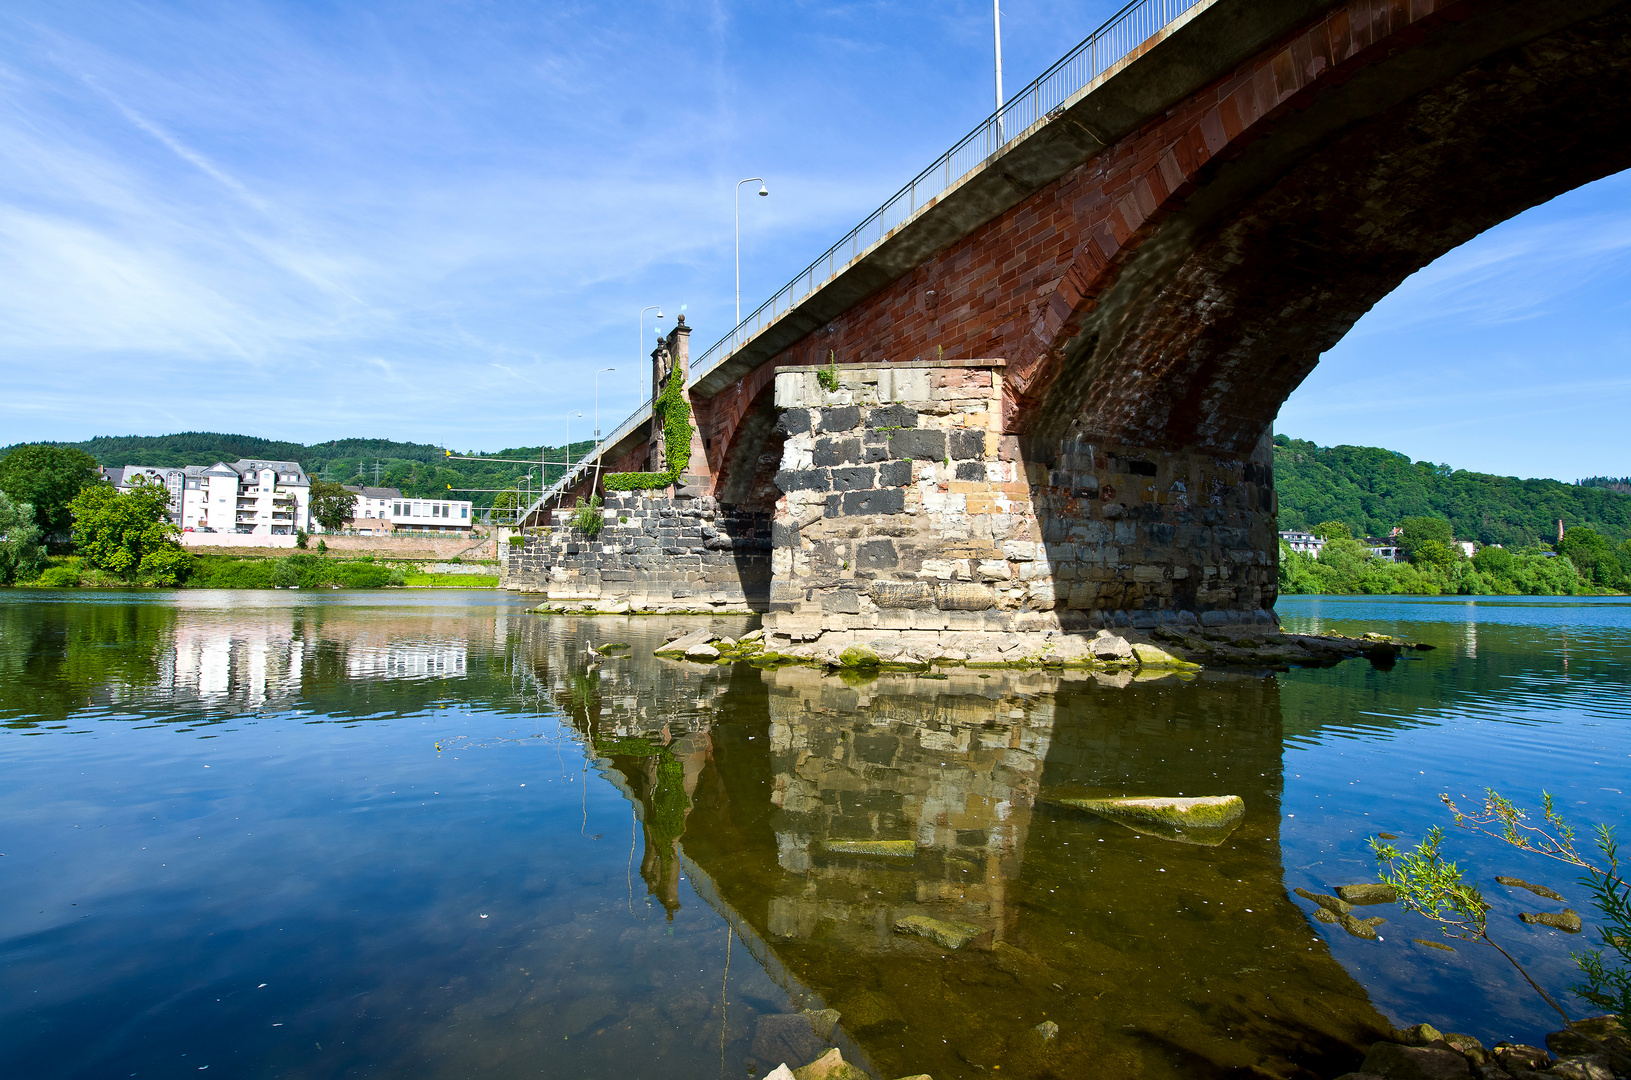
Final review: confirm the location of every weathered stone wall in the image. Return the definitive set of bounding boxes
[764,360,1274,653]
[503,491,771,612]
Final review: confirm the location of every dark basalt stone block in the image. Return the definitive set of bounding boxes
[889,429,946,460]
[954,461,984,481]
[841,489,905,516]
[775,469,831,492]
[832,467,876,492]
[949,428,986,461]
[817,406,860,433]
[856,539,898,569]
[814,438,860,467]
[877,460,912,487]
[867,404,917,429]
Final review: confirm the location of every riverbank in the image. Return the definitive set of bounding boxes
[12,553,500,590]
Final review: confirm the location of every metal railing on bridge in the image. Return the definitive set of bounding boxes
[532,0,1207,516]
[686,0,1207,383]
[519,397,653,524]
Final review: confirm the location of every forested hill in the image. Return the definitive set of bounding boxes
[0,432,595,509]
[1274,436,1631,546]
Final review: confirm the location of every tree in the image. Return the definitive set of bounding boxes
[308,479,356,532]
[1399,516,1455,562]
[1315,520,1353,541]
[69,476,192,583]
[1559,527,1626,590]
[0,493,46,584]
[0,445,102,537]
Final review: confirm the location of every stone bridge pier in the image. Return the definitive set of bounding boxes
[761,361,1276,657]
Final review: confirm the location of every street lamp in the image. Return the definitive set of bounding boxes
[641,306,664,374]
[736,177,769,325]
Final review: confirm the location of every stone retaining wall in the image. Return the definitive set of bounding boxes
[503,491,771,612]
[763,361,1276,653]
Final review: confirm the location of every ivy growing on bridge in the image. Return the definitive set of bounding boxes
[603,372,693,492]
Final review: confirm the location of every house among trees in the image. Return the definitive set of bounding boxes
[101,460,311,536]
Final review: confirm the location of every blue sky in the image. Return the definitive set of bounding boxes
[1,1,1626,482]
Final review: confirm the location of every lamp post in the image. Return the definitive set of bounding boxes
[641,306,664,378]
[993,0,1005,140]
[735,177,769,326]
[592,367,615,494]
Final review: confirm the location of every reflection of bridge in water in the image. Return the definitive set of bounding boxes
[537,621,1395,1080]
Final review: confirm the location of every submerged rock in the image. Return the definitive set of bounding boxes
[1546,1056,1616,1080]
[1361,1041,1471,1079]
[893,913,989,950]
[1034,1020,1059,1040]
[1546,1015,1630,1060]
[1336,883,1398,905]
[1090,631,1133,661]
[1496,876,1565,901]
[790,1048,869,1080]
[753,1013,828,1073]
[823,839,915,858]
[1413,938,1456,952]
[1053,794,1245,845]
[1294,887,1354,916]
[1519,909,1582,933]
[1338,913,1386,940]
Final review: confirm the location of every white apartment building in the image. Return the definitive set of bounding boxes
[324,486,475,535]
[103,459,311,536]
[1279,530,1326,556]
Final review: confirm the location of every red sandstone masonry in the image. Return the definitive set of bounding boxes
[695,0,1463,473]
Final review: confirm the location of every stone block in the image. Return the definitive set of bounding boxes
[936,582,996,611]
[832,467,876,492]
[821,589,861,614]
[775,469,831,493]
[948,428,986,460]
[856,539,898,570]
[954,461,985,481]
[870,580,934,608]
[877,460,912,487]
[841,489,905,516]
[813,438,861,467]
[976,559,1012,581]
[867,404,918,429]
[817,406,861,432]
[771,521,800,549]
[877,367,930,402]
[889,429,947,460]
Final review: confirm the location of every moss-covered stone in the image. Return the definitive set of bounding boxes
[837,644,880,668]
[1335,883,1398,905]
[1130,642,1202,670]
[894,913,989,950]
[823,839,915,858]
[1052,794,1245,845]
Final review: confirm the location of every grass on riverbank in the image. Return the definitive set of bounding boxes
[13,553,500,590]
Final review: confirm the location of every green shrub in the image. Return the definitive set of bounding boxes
[271,560,301,588]
[816,350,840,392]
[508,534,526,547]
[387,568,407,586]
[329,562,392,588]
[569,497,603,538]
[35,565,80,587]
[189,559,276,589]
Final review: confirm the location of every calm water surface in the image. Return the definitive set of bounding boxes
[1,591,1627,1080]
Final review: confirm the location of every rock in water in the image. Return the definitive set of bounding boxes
[1398,1023,1446,1046]
[1129,642,1200,670]
[1361,1041,1471,1079]
[792,1048,869,1080]
[1335,883,1398,905]
[1338,913,1385,940]
[1090,631,1133,661]
[1052,795,1245,846]
[1294,887,1354,915]
[1519,909,1582,932]
[1545,1057,1616,1080]
[823,839,915,858]
[1492,1043,1552,1074]
[1546,1015,1630,1060]
[1413,938,1456,952]
[1495,875,1566,901]
[685,642,721,661]
[655,628,717,656]
[1035,1020,1060,1040]
[753,1014,827,1072]
[894,914,989,950]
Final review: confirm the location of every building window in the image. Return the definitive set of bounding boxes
[461,507,468,519]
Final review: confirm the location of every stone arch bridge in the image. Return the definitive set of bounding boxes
[511,0,1631,647]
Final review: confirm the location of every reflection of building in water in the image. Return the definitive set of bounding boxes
[763,666,1054,949]
[167,619,305,709]
[345,641,467,680]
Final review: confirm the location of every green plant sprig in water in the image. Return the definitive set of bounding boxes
[1443,789,1631,1028]
[1373,792,1631,1073]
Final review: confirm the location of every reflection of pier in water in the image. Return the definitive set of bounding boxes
[560,634,1394,1080]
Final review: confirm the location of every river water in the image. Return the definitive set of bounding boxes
[1,591,1626,1080]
